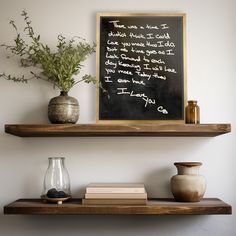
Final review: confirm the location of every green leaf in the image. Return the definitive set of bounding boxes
[0,10,96,92]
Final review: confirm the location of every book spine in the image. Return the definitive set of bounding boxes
[82,199,147,205]
[85,193,147,199]
[86,188,145,194]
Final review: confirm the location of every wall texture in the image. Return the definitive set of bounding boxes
[0,0,235,235]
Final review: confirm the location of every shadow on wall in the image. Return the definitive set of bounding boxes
[21,103,49,124]
[0,133,212,157]
[0,214,210,236]
[70,167,174,199]
[144,166,173,198]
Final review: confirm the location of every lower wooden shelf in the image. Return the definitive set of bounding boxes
[4,198,232,215]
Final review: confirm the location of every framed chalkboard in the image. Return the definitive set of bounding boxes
[96,13,186,124]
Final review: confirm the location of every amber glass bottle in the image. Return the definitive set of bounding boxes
[185,101,200,124]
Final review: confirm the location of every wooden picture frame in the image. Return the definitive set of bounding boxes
[96,13,187,124]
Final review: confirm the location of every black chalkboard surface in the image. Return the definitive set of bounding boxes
[96,13,186,123]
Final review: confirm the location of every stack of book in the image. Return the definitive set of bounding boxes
[82,183,147,205]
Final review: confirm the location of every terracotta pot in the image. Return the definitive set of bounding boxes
[48,91,79,124]
[171,162,206,202]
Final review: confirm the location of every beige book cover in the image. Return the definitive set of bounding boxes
[82,198,147,205]
[86,183,146,194]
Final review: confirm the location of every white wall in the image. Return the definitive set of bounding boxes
[0,0,235,235]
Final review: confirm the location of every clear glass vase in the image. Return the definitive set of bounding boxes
[42,157,71,200]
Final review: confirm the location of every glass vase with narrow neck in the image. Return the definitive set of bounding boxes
[42,157,71,197]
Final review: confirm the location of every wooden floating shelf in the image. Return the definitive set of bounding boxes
[4,198,231,215]
[4,124,231,137]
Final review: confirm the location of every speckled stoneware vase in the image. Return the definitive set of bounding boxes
[171,162,206,202]
[48,91,79,124]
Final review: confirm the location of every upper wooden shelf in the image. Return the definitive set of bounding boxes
[5,123,231,137]
[4,198,231,215]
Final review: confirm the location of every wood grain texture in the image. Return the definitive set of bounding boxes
[4,198,232,215]
[4,124,231,137]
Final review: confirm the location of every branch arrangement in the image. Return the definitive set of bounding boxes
[0,10,96,92]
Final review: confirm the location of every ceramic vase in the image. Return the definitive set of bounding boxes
[171,162,206,202]
[48,91,79,124]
